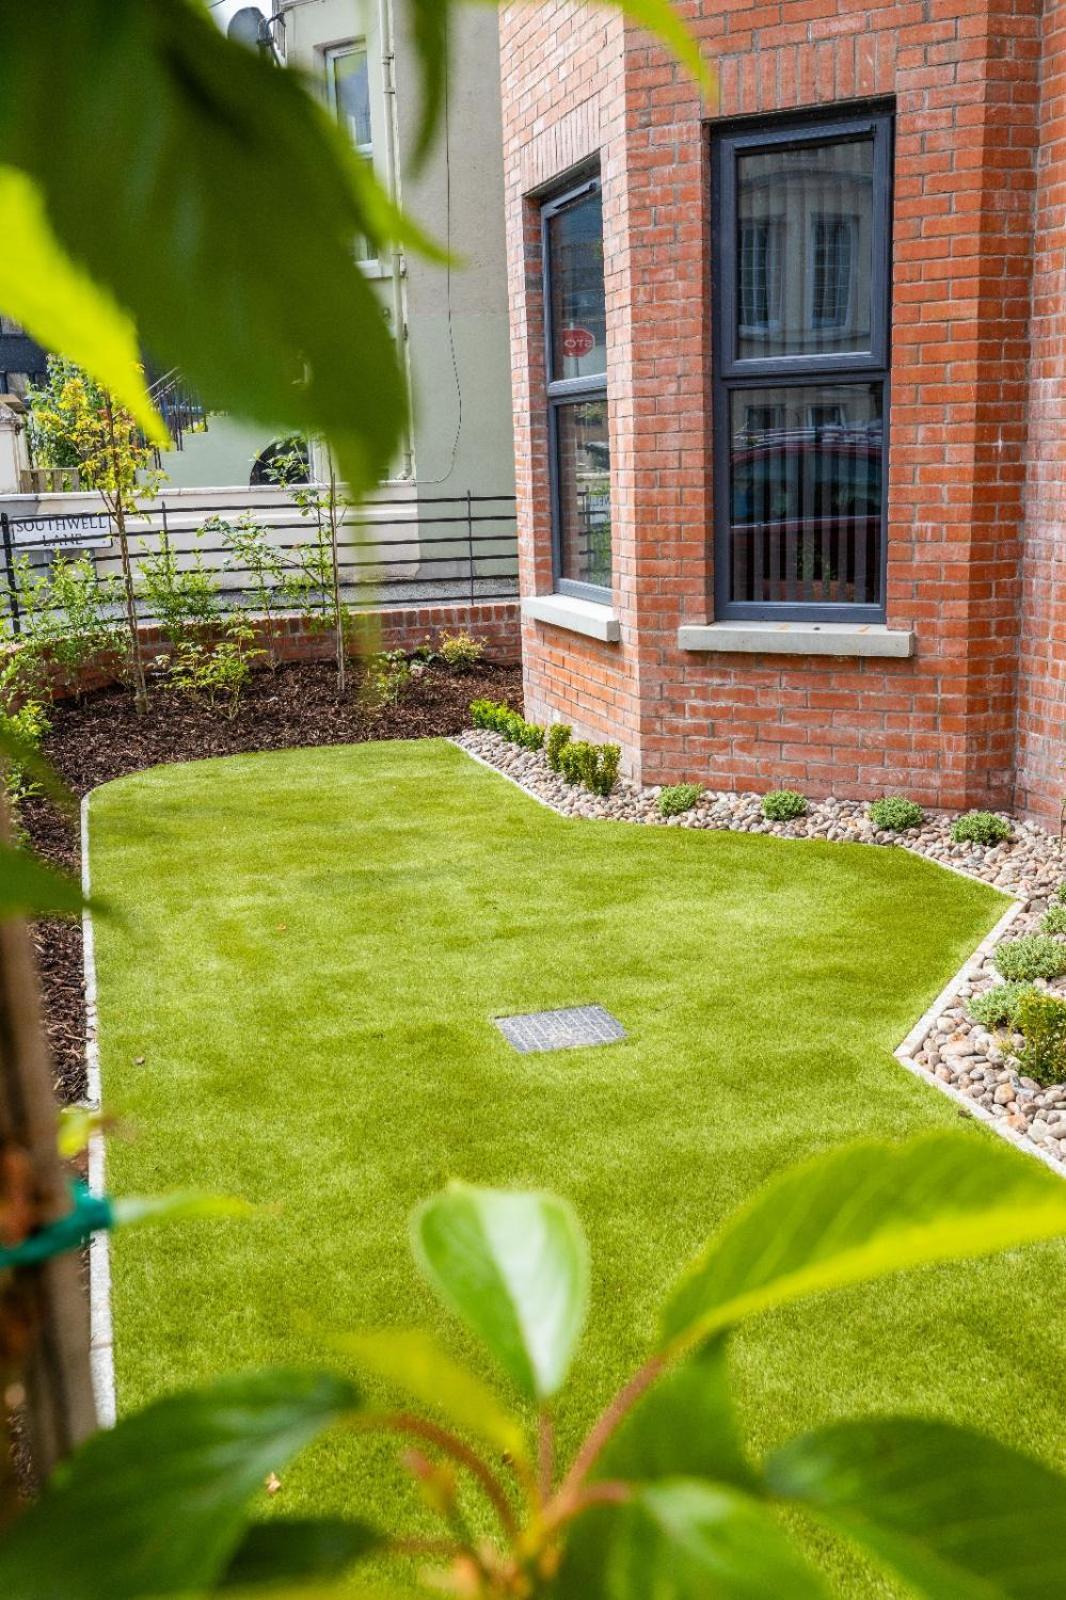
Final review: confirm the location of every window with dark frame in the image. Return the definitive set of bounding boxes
[542,174,611,600]
[712,111,892,621]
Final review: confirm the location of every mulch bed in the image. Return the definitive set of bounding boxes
[22,658,522,1104]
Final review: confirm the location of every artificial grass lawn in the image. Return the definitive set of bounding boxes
[91,740,1066,1591]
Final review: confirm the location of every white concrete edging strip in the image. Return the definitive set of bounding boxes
[82,791,116,1427]
[452,736,1066,1180]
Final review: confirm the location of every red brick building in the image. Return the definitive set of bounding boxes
[498,0,1066,828]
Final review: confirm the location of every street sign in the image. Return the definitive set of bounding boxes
[7,511,113,549]
[561,326,595,359]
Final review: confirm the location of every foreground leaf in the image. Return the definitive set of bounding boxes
[336,1326,528,1463]
[595,1339,755,1490]
[661,1133,1066,1353]
[110,1191,252,1229]
[412,1184,589,1401]
[0,842,84,918]
[768,1417,1066,1599]
[555,1478,828,1599]
[0,1370,360,1599]
[220,1518,381,1589]
[0,0,406,494]
[0,167,163,439]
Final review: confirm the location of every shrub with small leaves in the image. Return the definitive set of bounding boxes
[658,783,703,817]
[868,795,924,832]
[438,630,485,671]
[546,723,572,772]
[468,698,543,750]
[762,789,808,822]
[994,934,1066,983]
[1015,990,1066,1085]
[1042,903,1066,936]
[363,649,412,710]
[951,810,1011,846]
[558,739,620,797]
[967,982,1034,1032]
[163,621,263,720]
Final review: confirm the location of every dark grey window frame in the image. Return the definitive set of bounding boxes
[711,109,894,623]
[541,171,611,605]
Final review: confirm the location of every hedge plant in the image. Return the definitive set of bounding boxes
[868,795,924,832]
[558,739,621,798]
[546,723,572,773]
[469,698,544,751]
[762,789,808,822]
[951,811,1011,846]
[994,934,1066,983]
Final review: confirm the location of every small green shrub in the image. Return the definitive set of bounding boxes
[0,697,51,805]
[1055,882,1066,906]
[994,934,1066,983]
[363,649,412,710]
[868,795,924,832]
[967,982,1034,1032]
[1016,990,1066,1085]
[762,789,807,822]
[950,810,1011,846]
[439,630,485,671]
[658,783,703,817]
[558,739,620,797]
[467,698,543,750]
[164,621,263,720]
[1042,904,1066,936]
[546,723,572,772]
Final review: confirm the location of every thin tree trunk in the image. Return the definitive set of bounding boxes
[328,465,345,697]
[104,397,147,714]
[0,814,96,1521]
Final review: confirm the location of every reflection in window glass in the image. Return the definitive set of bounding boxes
[736,136,873,359]
[557,400,611,591]
[328,45,373,262]
[547,189,607,383]
[728,383,882,606]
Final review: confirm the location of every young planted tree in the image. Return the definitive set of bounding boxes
[27,361,160,711]
[273,441,349,694]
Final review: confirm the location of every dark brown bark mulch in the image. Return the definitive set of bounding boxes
[21,658,523,1104]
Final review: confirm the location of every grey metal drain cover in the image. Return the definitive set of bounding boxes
[494,1005,626,1053]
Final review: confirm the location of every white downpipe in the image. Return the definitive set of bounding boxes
[379,0,415,481]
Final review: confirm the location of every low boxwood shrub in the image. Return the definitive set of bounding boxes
[950,810,1011,846]
[967,982,1034,1032]
[658,782,703,817]
[546,723,572,773]
[994,934,1066,983]
[868,795,924,832]
[1042,903,1066,936]
[1015,990,1066,1085]
[558,739,621,797]
[762,789,807,822]
[468,698,544,750]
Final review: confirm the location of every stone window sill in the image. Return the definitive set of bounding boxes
[522,594,621,643]
[677,621,914,659]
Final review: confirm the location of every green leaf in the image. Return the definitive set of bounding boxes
[412,1184,589,1402]
[0,841,85,919]
[0,724,73,813]
[335,1326,529,1463]
[596,1340,755,1490]
[110,1191,253,1229]
[661,1133,1066,1353]
[602,0,713,100]
[220,1518,381,1589]
[0,1369,359,1600]
[0,167,164,440]
[554,1478,829,1599]
[0,0,408,495]
[768,1417,1066,1600]
[56,1105,105,1159]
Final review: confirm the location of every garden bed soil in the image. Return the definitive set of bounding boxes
[22,658,523,1103]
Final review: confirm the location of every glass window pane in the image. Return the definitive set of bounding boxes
[557,399,610,589]
[330,47,372,150]
[727,383,882,606]
[547,189,606,382]
[736,136,874,359]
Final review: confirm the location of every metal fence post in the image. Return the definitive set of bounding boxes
[467,491,475,605]
[1,512,20,638]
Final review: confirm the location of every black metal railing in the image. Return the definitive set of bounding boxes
[0,491,518,639]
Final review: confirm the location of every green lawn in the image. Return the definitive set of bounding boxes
[90,739,1066,1591]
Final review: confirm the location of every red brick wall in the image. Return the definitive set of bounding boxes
[1017,0,1066,828]
[501,0,1053,815]
[22,601,521,701]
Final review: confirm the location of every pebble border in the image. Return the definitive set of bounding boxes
[454,730,1066,1175]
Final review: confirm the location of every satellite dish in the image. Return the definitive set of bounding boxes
[227,6,273,54]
